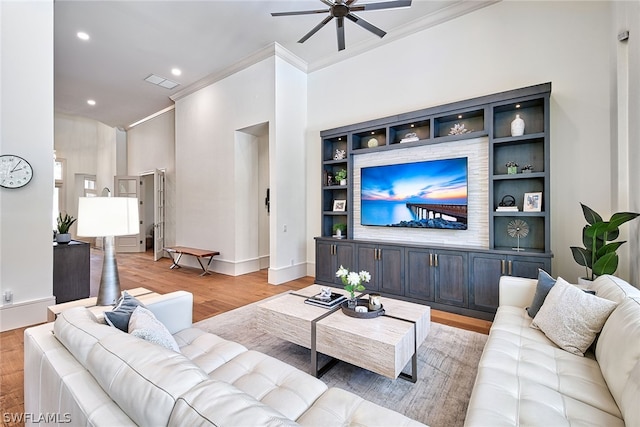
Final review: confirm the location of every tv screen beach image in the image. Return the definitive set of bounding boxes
[361,157,468,229]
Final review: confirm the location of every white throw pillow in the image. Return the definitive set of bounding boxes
[128,306,180,352]
[531,277,617,356]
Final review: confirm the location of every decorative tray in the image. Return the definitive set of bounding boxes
[340,299,385,319]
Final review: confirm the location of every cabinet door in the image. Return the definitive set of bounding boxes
[334,242,355,285]
[405,248,434,301]
[379,245,404,296]
[510,255,550,279]
[469,253,503,312]
[316,240,336,284]
[356,244,379,291]
[434,250,468,308]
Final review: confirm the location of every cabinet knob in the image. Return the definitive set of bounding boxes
[434,254,439,267]
[501,259,506,275]
[508,260,513,276]
[429,253,433,267]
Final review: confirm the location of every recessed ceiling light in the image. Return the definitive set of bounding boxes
[171,68,182,76]
[87,99,96,106]
[77,31,90,41]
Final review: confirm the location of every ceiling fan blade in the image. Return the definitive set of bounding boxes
[346,0,358,5]
[350,0,411,12]
[298,15,334,43]
[346,12,386,38]
[336,16,346,51]
[272,9,330,17]
[320,0,336,6]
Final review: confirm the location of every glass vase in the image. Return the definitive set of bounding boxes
[347,296,357,310]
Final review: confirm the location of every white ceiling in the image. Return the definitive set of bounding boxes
[54,0,495,129]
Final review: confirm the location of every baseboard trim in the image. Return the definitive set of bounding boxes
[0,296,56,331]
[268,262,308,285]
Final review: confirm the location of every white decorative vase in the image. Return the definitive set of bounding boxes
[511,114,525,136]
[340,179,347,186]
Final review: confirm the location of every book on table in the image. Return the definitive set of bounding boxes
[304,292,346,308]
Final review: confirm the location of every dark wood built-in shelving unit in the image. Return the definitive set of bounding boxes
[316,83,552,320]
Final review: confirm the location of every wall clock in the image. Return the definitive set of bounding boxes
[0,154,33,189]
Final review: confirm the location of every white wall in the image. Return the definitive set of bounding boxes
[306,1,619,282]
[612,0,640,285]
[0,0,56,331]
[127,109,176,249]
[173,49,307,283]
[54,113,117,233]
[270,55,308,283]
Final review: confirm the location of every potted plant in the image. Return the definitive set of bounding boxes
[332,223,346,238]
[570,203,640,281]
[335,169,347,186]
[505,161,518,175]
[335,265,371,309]
[56,212,77,244]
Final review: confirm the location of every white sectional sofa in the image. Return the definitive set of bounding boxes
[465,274,640,426]
[24,291,425,426]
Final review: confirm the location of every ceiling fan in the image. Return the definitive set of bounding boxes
[272,0,412,51]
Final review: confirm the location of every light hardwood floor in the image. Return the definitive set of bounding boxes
[0,249,491,425]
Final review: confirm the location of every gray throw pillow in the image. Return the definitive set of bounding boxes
[104,291,146,332]
[526,269,556,318]
[531,277,617,356]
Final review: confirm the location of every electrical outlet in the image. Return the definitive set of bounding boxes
[4,290,13,304]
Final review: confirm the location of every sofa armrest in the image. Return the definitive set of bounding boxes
[499,276,537,308]
[144,291,193,334]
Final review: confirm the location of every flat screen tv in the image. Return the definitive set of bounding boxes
[360,157,468,229]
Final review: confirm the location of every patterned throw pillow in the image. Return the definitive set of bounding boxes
[526,269,556,318]
[104,291,146,332]
[531,277,617,356]
[128,306,180,352]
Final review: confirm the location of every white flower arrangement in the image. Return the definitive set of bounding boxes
[336,265,371,299]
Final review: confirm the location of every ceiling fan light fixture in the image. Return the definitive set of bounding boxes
[272,0,411,51]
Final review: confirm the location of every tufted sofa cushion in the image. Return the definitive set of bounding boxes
[596,296,640,425]
[173,327,248,372]
[53,307,120,366]
[168,379,299,426]
[297,387,425,427]
[209,350,328,420]
[86,332,209,427]
[470,307,622,420]
[590,274,640,303]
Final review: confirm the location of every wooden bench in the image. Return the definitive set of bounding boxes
[164,246,220,276]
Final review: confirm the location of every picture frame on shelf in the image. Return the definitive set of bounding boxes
[333,199,346,212]
[523,192,542,212]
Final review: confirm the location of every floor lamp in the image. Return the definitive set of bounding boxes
[77,196,139,306]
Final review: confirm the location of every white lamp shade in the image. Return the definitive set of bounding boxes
[77,197,140,237]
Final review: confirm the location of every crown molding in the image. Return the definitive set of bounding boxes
[170,42,307,102]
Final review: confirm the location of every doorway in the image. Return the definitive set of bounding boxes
[236,122,270,271]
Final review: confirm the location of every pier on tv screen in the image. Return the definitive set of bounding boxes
[360,157,468,230]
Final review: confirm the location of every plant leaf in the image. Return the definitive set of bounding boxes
[596,241,625,259]
[593,252,619,276]
[581,203,602,225]
[570,246,591,268]
[609,212,640,228]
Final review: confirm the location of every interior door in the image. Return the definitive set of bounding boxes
[114,175,142,253]
[153,169,165,261]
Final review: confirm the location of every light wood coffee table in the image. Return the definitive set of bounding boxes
[257,284,430,382]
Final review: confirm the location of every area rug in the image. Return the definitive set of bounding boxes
[194,295,488,427]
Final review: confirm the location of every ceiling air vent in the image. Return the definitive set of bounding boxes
[144,74,179,90]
